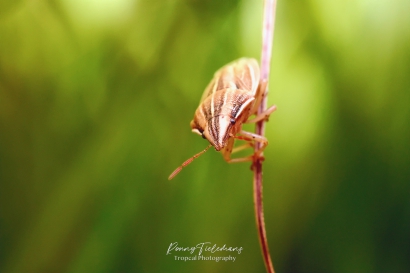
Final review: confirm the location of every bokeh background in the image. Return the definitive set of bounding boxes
[1,0,409,272]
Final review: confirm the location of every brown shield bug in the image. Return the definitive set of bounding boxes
[169,58,276,180]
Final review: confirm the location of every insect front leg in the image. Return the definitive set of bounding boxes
[220,135,252,163]
[232,142,253,154]
[236,130,269,159]
[245,104,277,124]
[227,143,256,163]
[221,131,268,163]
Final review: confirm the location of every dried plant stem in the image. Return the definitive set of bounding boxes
[254,0,277,273]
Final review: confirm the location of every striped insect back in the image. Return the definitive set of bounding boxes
[169,58,276,180]
[190,58,259,150]
[191,89,254,150]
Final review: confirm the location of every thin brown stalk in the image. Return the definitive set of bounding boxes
[254,0,277,273]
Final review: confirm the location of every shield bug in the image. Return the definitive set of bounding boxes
[168,58,276,180]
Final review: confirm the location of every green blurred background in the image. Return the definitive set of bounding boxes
[0,0,409,272]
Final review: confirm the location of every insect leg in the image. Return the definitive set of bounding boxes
[237,130,269,158]
[227,142,255,163]
[221,135,254,163]
[222,132,268,163]
[227,155,254,163]
[232,142,253,154]
[245,104,277,124]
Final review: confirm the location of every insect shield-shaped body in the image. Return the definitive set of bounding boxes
[168,58,276,180]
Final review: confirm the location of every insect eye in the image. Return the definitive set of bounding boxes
[230,118,236,125]
[197,128,206,139]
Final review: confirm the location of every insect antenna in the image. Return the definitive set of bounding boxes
[168,144,212,180]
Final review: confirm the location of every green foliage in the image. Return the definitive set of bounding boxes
[0,0,409,272]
